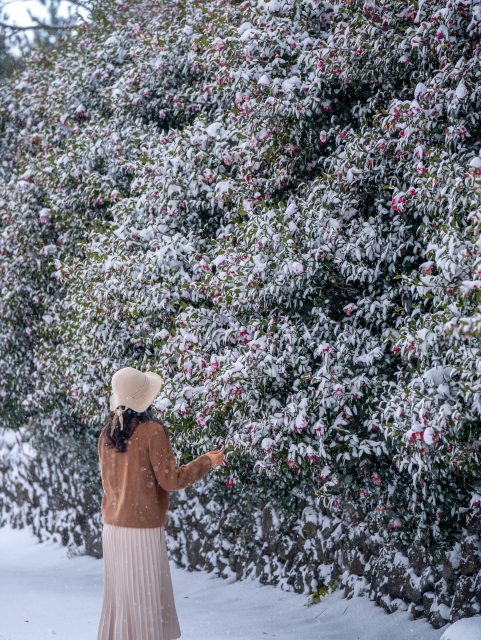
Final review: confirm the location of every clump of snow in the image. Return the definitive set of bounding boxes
[440,618,481,640]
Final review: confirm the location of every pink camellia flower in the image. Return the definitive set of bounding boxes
[292,261,305,275]
[371,472,382,486]
[375,504,385,513]
[203,168,215,183]
[391,195,406,212]
[391,518,403,529]
[417,163,426,174]
[360,459,371,469]
[212,39,225,51]
[334,385,343,396]
[319,130,327,144]
[226,477,234,488]
[343,303,357,316]
[132,24,140,32]
[359,489,366,500]
[412,431,424,441]
[331,476,339,485]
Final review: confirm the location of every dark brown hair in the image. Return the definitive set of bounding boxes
[102,406,162,453]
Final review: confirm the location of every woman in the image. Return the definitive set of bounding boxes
[97,366,223,640]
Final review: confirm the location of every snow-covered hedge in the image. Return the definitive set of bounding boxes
[1,0,481,556]
[0,427,102,556]
[166,482,481,628]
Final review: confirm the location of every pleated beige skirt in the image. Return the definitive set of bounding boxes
[97,524,181,640]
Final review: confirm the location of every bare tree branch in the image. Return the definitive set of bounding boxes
[63,0,90,9]
[29,13,76,27]
[0,19,78,32]
[0,0,92,34]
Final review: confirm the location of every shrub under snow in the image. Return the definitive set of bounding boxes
[0,0,480,554]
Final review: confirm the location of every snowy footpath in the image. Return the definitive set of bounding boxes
[0,525,478,640]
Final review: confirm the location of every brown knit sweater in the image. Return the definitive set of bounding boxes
[98,420,212,528]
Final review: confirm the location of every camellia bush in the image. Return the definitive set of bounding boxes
[1,0,481,555]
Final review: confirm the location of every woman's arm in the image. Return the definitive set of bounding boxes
[148,425,223,491]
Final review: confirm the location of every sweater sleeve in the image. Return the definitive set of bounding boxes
[148,424,212,491]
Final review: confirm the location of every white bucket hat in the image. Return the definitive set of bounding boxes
[109,367,162,433]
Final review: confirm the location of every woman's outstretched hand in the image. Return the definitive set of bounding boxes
[206,450,224,468]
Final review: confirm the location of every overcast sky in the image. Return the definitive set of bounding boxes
[2,1,85,28]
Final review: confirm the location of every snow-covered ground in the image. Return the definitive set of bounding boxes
[0,525,476,640]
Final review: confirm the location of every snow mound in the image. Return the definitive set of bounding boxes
[440,618,481,640]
